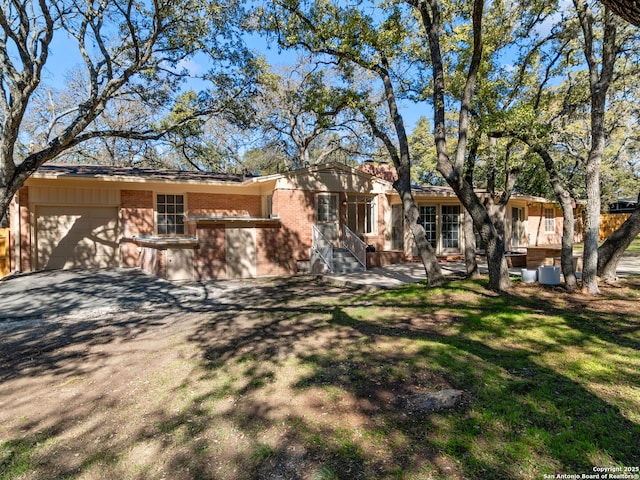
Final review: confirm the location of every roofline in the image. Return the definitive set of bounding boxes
[29,164,264,186]
[29,162,386,187]
[280,161,394,186]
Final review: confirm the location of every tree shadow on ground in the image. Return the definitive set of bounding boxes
[2,275,639,479]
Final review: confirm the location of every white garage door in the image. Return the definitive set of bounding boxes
[36,206,120,270]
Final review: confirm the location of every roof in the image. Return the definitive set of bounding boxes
[32,164,257,185]
[410,184,553,203]
[30,163,556,204]
[32,162,384,186]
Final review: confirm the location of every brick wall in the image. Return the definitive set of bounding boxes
[120,190,154,267]
[188,193,262,217]
[256,225,297,276]
[18,187,31,272]
[273,189,315,260]
[357,162,398,182]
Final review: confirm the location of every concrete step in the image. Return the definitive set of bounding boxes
[332,248,365,273]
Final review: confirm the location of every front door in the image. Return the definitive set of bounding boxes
[316,193,339,245]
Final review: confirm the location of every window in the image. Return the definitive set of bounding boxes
[418,205,437,248]
[544,207,555,233]
[317,194,338,223]
[442,205,460,250]
[157,194,185,235]
[347,195,376,235]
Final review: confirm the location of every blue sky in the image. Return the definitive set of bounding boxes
[40,28,426,136]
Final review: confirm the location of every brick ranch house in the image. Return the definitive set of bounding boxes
[7,162,575,281]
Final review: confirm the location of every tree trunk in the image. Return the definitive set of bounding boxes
[417,0,510,291]
[559,195,578,291]
[464,208,480,278]
[394,147,444,286]
[575,0,617,294]
[403,192,444,285]
[600,0,640,26]
[582,150,602,294]
[460,185,511,291]
[363,61,444,286]
[597,197,640,280]
[533,146,578,291]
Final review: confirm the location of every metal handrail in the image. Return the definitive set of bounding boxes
[311,225,334,273]
[343,225,367,269]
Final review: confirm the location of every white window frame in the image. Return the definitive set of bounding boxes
[441,205,461,250]
[346,195,377,235]
[156,193,185,235]
[418,205,437,249]
[544,207,555,233]
[316,193,338,224]
[512,207,525,247]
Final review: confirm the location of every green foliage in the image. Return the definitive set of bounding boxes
[408,116,444,185]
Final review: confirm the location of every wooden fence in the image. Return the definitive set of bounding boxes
[0,228,9,278]
[599,213,631,240]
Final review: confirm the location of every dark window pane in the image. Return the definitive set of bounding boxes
[158,205,165,213]
[176,205,184,214]
[167,205,175,214]
[157,224,167,235]
[176,195,184,203]
[176,225,184,234]
[167,195,174,203]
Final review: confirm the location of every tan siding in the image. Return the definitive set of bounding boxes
[194,226,226,280]
[29,186,119,206]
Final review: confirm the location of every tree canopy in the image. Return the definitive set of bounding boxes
[0,0,260,223]
[2,0,639,292]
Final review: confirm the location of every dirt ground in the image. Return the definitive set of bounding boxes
[1,269,638,479]
[0,270,381,479]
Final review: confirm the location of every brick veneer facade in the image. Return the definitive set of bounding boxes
[272,189,316,261]
[188,193,262,217]
[120,189,154,267]
[17,187,31,272]
[7,163,572,281]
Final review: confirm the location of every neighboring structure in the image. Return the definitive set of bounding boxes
[7,162,575,280]
[608,198,638,214]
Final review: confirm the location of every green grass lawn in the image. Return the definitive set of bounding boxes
[1,276,639,479]
[573,235,640,255]
[622,236,640,255]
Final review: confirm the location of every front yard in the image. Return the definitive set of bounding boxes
[1,273,639,479]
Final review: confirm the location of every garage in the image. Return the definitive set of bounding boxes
[36,206,120,270]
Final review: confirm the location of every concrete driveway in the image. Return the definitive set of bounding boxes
[0,268,244,322]
[1,255,638,321]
